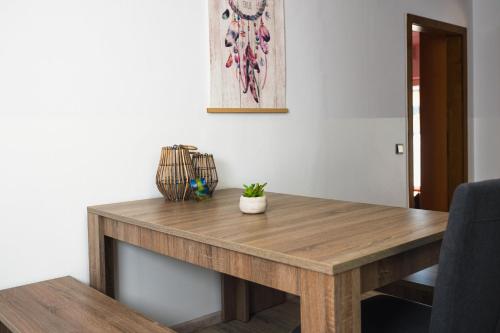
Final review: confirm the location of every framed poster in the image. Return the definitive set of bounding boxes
[208,0,287,113]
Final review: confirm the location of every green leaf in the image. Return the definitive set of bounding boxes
[242,182,267,197]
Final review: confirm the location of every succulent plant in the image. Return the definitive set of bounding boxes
[242,183,267,198]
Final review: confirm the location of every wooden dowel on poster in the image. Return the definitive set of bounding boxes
[207,108,288,113]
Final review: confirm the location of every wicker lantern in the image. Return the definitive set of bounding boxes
[192,153,218,196]
[156,145,197,201]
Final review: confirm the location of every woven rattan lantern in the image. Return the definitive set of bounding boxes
[156,145,197,201]
[192,153,218,196]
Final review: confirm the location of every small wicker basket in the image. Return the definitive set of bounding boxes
[156,145,197,201]
[192,153,218,196]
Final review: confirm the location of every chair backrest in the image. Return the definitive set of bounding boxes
[430,179,500,333]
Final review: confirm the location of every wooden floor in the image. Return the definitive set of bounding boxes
[192,293,385,333]
[196,301,300,333]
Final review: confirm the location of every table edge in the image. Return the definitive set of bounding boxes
[88,207,446,275]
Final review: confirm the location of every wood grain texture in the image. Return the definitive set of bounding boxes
[446,35,468,202]
[249,282,287,315]
[221,279,287,322]
[300,269,361,333]
[221,278,287,322]
[88,213,106,293]
[197,301,300,333]
[88,213,114,297]
[207,108,288,113]
[172,312,221,333]
[420,32,449,212]
[378,265,438,306]
[360,240,441,292]
[89,189,448,275]
[102,218,301,295]
[97,214,438,296]
[89,190,447,333]
[182,292,387,333]
[0,277,175,333]
[221,275,250,322]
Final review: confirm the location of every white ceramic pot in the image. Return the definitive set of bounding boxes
[239,196,267,214]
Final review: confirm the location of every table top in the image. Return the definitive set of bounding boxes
[88,189,448,275]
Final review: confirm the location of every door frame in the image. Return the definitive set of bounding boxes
[406,14,468,208]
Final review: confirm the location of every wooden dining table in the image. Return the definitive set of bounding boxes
[87,189,448,333]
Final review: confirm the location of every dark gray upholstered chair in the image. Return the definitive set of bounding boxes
[292,179,500,333]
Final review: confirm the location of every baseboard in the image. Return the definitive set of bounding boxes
[171,311,222,333]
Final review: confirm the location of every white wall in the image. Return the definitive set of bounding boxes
[472,0,500,181]
[0,0,469,326]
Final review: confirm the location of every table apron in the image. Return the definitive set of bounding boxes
[94,216,442,298]
[101,217,301,295]
[360,240,442,292]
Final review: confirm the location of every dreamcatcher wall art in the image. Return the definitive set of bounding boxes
[208,0,287,113]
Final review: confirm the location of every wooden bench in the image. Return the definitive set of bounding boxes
[0,277,176,333]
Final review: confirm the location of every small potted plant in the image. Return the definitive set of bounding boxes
[240,183,268,214]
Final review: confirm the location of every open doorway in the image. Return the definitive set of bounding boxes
[379,15,470,304]
[407,14,468,212]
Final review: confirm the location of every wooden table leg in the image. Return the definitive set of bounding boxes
[88,213,115,297]
[249,282,287,314]
[221,275,287,323]
[221,274,250,322]
[300,269,361,333]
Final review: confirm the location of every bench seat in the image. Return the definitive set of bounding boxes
[0,277,176,333]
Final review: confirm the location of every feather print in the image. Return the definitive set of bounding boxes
[223,0,273,105]
[225,20,239,47]
[245,44,260,73]
[225,53,233,68]
[258,21,271,42]
[249,70,259,103]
